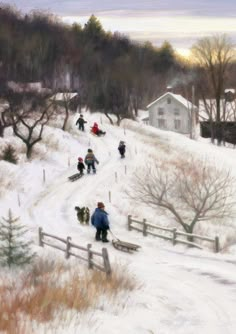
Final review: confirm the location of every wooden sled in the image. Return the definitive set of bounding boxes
[112,239,141,253]
[68,173,83,182]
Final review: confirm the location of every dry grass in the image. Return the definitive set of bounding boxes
[0,259,137,333]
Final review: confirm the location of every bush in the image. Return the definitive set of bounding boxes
[1,144,18,164]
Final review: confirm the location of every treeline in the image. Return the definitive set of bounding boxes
[0,4,188,121]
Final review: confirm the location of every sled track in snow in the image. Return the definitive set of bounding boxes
[26,124,236,334]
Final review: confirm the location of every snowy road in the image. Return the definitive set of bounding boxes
[25,119,236,334]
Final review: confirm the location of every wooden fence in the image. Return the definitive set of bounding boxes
[127,215,220,253]
[38,227,111,276]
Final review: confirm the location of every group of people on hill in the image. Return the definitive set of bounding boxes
[75,114,126,242]
[76,115,105,136]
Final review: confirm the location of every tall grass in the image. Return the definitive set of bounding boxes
[0,258,137,333]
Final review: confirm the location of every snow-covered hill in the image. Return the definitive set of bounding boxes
[1,112,236,334]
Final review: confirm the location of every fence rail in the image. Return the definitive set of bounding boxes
[127,215,220,252]
[38,227,111,276]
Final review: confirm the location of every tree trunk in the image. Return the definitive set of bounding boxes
[104,113,113,125]
[26,144,33,159]
[0,123,4,138]
[62,108,69,131]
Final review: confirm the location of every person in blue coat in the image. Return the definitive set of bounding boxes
[91,202,110,242]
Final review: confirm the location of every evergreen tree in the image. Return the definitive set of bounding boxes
[0,209,36,267]
[1,144,18,164]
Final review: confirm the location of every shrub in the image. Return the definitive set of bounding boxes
[1,144,18,164]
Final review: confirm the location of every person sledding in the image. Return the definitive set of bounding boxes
[118,140,126,158]
[77,157,85,175]
[84,148,99,174]
[91,202,110,242]
[91,122,106,136]
[76,114,87,131]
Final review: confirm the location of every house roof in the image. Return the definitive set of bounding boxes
[199,99,236,122]
[50,92,78,101]
[147,92,197,110]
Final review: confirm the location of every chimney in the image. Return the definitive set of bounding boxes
[166,86,173,93]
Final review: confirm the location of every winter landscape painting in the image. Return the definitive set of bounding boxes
[0,1,236,333]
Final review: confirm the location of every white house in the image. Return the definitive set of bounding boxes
[147,92,198,135]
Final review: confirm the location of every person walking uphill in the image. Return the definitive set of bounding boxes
[118,140,126,158]
[91,202,110,242]
[84,149,99,174]
[76,114,87,131]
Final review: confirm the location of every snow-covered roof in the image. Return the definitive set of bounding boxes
[7,81,51,94]
[50,92,78,101]
[225,89,235,94]
[147,92,197,110]
[199,99,236,122]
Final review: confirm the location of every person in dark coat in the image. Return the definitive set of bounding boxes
[77,157,85,175]
[76,114,87,131]
[118,140,126,158]
[91,202,110,242]
[84,149,99,174]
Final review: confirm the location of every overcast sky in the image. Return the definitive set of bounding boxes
[3,0,236,55]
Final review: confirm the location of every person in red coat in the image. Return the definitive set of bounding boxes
[91,122,106,136]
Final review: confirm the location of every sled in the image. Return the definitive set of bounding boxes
[68,173,83,182]
[90,130,106,137]
[112,239,141,253]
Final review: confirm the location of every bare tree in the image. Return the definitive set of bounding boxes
[128,158,235,238]
[0,106,16,137]
[6,92,55,159]
[50,92,78,131]
[191,34,235,145]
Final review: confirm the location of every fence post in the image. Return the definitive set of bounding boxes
[65,237,71,259]
[68,157,70,167]
[215,236,220,253]
[87,243,93,269]
[123,127,126,135]
[124,165,127,175]
[17,193,21,207]
[43,169,46,183]
[102,248,112,277]
[38,227,44,247]
[115,172,118,183]
[108,191,111,203]
[172,228,177,245]
[143,218,147,236]
[128,215,132,231]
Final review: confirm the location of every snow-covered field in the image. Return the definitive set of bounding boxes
[1,111,236,334]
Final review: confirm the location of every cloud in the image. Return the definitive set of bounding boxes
[3,0,236,17]
[3,0,236,52]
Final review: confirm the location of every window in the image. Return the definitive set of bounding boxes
[174,119,181,130]
[158,107,164,115]
[158,119,166,128]
[174,108,180,116]
[167,97,171,104]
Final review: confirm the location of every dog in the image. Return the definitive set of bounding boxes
[75,206,90,225]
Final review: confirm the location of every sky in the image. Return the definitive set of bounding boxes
[3,0,236,56]
[1,110,236,332]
